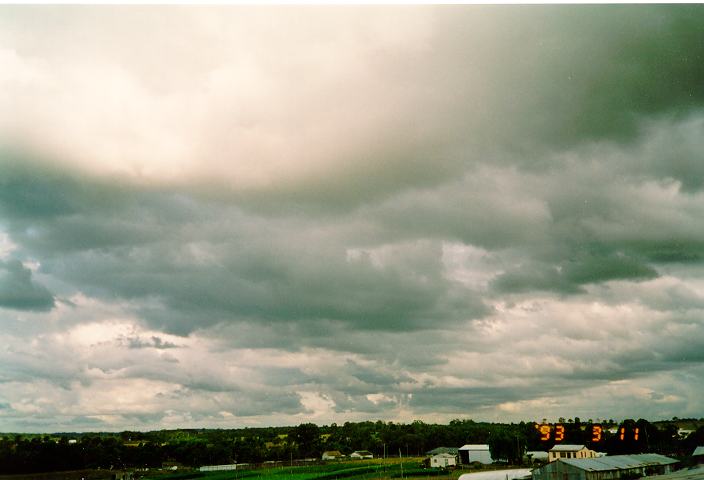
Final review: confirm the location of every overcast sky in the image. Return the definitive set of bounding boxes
[1,5,703,433]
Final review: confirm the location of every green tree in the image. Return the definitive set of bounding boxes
[292,423,321,458]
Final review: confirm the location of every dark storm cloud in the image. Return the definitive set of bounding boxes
[491,253,658,295]
[346,360,413,387]
[124,335,179,350]
[433,6,704,154]
[0,159,488,335]
[0,258,54,311]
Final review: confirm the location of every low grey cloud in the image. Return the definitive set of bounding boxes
[124,335,179,350]
[0,258,54,311]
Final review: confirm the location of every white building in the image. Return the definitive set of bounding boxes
[350,450,373,459]
[322,451,345,460]
[430,453,457,468]
[547,444,597,462]
[459,444,493,465]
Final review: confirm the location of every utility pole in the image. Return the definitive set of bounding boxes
[383,443,386,473]
[399,449,403,480]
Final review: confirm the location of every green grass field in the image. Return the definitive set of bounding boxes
[142,459,456,480]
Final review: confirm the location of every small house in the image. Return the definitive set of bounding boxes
[548,444,596,462]
[430,453,457,468]
[350,450,374,459]
[322,450,345,460]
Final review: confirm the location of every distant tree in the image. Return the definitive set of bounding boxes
[489,429,525,465]
[292,423,321,458]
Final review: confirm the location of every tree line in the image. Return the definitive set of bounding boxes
[1,418,702,474]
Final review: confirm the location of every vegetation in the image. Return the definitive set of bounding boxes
[0,418,702,475]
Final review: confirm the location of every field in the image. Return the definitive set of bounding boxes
[142,459,465,480]
[0,458,521,480]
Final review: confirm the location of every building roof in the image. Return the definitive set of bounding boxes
[526,451,548,459]
[352,450,373,455]
[559,454,678,472]
[640,465,704,480]
[693,446,704,456]
[427,447,459,455]
[549,444,586,452]
[459,444,490,451]
[323,451,343,456]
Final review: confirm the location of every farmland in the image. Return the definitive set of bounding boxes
[142,459,468,480]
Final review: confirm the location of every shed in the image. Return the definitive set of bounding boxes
[350,450,374,459]
[431,453,457,468]
[322,450,345,460]
[532,453,678,480]
[459,444,493,465]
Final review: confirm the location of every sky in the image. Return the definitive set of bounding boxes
[0,5,703,433]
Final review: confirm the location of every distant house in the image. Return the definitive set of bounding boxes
[350,450,374,459]
[459,444,493,465]
[322,450,345,460]
[532,454,678,480]
[426,447,459,456]
[548,444,596,462]
[430,453,457,468]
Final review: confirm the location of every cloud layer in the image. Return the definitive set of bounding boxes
[0,5,703,432]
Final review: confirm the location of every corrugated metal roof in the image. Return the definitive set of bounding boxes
[638,465,704,479]
[427,447,459,455]
[526,451,548,459]
[692,446,704,456]
[550,444,586,452]
[560,454,678,472]
[460,444,490,450]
